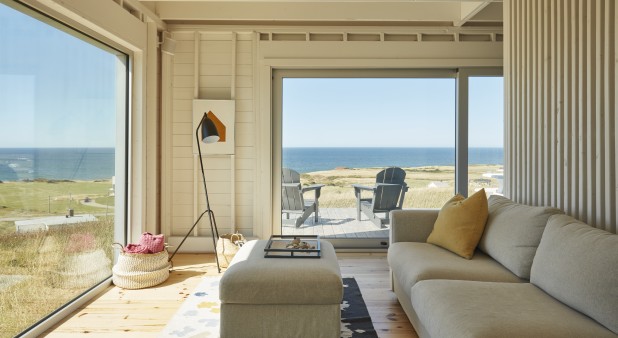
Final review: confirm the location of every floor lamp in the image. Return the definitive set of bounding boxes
[169,112,222,273]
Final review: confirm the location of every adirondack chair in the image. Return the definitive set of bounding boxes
[281,168,325,228]
[353,167,408,228]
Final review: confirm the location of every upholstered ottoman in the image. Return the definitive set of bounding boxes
[219,239,342,338]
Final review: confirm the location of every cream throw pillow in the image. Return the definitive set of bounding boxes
[427,189,489,259]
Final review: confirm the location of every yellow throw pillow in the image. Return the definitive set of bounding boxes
[427,189,489,259]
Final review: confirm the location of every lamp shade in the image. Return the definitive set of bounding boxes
[201,114,220,143]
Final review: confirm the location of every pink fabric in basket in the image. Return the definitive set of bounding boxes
[122,233,165,254]
[139,232,165,253]
[123,243,151,254]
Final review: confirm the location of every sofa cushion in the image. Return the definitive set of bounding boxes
[427,189,489,259]
[411,280,617,338]
[531,214,618,334]
[387,242,522,296]
[479,195,563,279]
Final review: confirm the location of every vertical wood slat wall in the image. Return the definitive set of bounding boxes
[170,32,256,237]
[504,0,617,233]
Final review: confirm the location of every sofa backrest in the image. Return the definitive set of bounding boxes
[479,195,563,279]
[530,214,618,334]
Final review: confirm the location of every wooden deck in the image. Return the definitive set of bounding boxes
[282,207,390,238]
[42,253,418,338]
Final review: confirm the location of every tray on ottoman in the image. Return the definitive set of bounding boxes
[264,235,321,258]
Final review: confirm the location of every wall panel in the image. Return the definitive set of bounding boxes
[505,0,616,232]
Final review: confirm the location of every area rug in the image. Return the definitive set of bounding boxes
[159,276,377,338]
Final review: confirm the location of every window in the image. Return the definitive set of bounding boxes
[468,76,504,196]
[274,69,503,248]
[274,70,457,246]
[0,2,128,336]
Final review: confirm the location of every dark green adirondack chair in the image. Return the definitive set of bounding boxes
[353,167,408,228]
[281,168,325,228]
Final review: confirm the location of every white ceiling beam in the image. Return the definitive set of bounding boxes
[468,2,502,22]
[125,0,167,30]
[454,1,491,27]
[152,2,461,22]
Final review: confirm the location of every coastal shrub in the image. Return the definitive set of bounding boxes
[408,167,442,173]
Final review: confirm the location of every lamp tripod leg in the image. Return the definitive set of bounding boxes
[168,209,222,273]
[207,210,221,273]
[168,209,208,263]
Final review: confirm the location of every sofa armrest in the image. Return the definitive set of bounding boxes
[389,209,439,243]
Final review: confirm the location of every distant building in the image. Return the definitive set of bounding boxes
[15,214,97,233]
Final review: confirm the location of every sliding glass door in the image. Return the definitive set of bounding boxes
[274,69,503,249]
[275,70,457,248]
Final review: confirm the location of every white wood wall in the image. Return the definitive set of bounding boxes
[165,31,255,239]
[504,0,617,233]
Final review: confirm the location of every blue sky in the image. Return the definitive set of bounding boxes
[0,4,119,148]
[1,3,503,150]
[283,76,503,148]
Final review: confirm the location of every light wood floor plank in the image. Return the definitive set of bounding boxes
[42,252,418,338]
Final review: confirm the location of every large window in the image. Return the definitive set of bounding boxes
[282,77,457,210]
[274,69,503,247]
[0,2,127,336]
[275,70,458,244]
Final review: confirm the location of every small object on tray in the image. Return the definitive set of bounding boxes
[264,235,321,258]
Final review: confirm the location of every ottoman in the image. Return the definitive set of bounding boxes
[219,239,343,338]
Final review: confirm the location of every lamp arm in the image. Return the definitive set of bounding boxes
[195,113,220,241]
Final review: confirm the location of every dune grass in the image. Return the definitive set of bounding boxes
[0,218,113,338]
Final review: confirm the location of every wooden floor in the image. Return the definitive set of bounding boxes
[42,253,417,338]
[282,207,390,238]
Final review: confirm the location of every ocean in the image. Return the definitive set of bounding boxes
[0,147,503,181]
[283,147,503,174]
[0,148,115,182]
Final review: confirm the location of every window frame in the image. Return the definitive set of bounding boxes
[456,67,504,197]
[272,67,503,248]
[0,1,130,336]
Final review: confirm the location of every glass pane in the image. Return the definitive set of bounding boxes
[281,78,455,237]
[468,76,504,197]
[0,3,126,336]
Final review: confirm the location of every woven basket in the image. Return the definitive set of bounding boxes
[112,249,170,289]
[216,233,245,268]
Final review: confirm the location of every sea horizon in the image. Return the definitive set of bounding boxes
[283,147,503,174]
[0,147,115,182]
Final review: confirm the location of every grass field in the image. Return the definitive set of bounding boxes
[299,164,503,209]
[0,179,114,235]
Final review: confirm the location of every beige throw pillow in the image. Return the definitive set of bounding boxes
[427,189,489,259]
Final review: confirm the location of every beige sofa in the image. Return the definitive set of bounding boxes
[388,195,618,338]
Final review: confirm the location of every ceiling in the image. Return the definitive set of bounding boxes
[137,0,503,27]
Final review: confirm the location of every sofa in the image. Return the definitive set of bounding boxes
[388,195,618,338]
